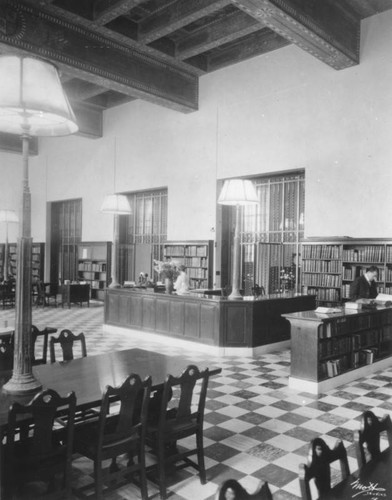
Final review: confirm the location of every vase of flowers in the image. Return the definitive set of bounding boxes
[153,259,180,294]
[280,267,295,292]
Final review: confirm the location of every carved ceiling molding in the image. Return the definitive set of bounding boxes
[231,0,360,70]
[0,1,199,112]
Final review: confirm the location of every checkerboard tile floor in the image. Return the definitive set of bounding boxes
[2,303,392,499]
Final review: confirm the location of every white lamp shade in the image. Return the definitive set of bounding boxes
[0,55,78,136]
[218,179,259,206]
[101,194,132,214]
[0,209,19,223]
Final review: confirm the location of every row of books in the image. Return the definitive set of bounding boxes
[184,257,208,268]
[302,273,341,287]
[342,246,385,263]
[302,245,341,260]
[352,329,379,349]
[319,355,350,379]
[302,260,341,273]
[352,348,378,368]
[188,268,208,279]
[78,262,106,272]
[319,314,376,338]
[385,247,392,262]
[320,347,379,379]
[306,287,340,302]
[342,266,385,281]
[185,246,208,257]
[319,336,350,358]
[164,245,208,257]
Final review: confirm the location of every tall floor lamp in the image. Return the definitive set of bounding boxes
[0,55,78,394]
[218,178,258,300]
[0,209,19,282]
[101,194,132,288]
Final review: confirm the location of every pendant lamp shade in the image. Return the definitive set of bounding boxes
[0,209,19,224]
[101,194,132,215]
[218,178,258,206]
[0,55,78,136]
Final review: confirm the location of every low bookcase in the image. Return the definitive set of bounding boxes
[284,307,392,393]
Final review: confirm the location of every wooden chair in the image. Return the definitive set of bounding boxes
[299,437,350,500]
[35,280,58,307]
[31,325,50,365]
[0,340,13,372]
[147,364,210,500]
[0,282,15,309]
[49,329,87,363]
[3,388,76,499]
[354,410,392,468]
[72,373,152,500]
[215,479,273,500]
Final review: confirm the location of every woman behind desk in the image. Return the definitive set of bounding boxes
[350,266,378,301]
[174,265,190,295]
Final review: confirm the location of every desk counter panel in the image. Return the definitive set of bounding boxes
[104,289,316,349]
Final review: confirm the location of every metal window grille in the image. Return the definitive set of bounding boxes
[241,172,304,294]
[119,189,167,282]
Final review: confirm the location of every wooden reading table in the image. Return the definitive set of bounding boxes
[0,348,222,427]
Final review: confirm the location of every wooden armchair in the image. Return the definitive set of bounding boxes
[299,438,350,500]
[49,329,87,363]
[215,479,273,500]
[31,325,50,365]
[0,340,13,372]
[354,410,392,468]
[73,374,152,500]
[146,364,210,500]
[3,388,76,499]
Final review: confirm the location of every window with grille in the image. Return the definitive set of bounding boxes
[50,198,82,283]
[119,189,167,283]
[220,171,304,295]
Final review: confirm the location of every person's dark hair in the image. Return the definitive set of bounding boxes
[218,479,249,500]
[367,266,378,274]
[178,265,186,272]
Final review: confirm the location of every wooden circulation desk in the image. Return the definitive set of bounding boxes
[283,307,392,394]
[104,289,315,353]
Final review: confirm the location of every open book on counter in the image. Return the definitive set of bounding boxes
[355,294,392,308]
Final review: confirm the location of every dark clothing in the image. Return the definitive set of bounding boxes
[350,275,378,300]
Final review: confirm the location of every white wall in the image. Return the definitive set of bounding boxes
[1,10,392,246]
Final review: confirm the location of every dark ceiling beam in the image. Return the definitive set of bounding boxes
[70,101,103,139]
[231,0,360,69]
[177,10,263,60]
[204,27,290,72]
[20,0,202,75]
[63,79,109,101]
[138,0,232,44]
[0,2,199,113]
[93,0,144,26]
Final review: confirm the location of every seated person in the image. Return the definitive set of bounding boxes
[350,266,378,301]
[174,265,190,295]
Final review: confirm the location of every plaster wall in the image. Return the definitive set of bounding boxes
[1,10,391,246]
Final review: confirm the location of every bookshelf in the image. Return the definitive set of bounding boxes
[3,242,45,282]
[162,240,213,289]
[77,242,111,300]
[301,239,392,306]
[285,308,392,393]
[0,244,4,281]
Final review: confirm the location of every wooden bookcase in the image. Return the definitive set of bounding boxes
[4,242,45,282]
[162,240,213,289]
[77,242,111,300]
[284,308,392,393]
[301,238,392,306]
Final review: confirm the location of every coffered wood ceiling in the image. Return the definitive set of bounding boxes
[0,0,391,139]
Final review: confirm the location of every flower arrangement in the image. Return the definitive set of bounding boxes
[153,259,180,281]
[280,267,295,291]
